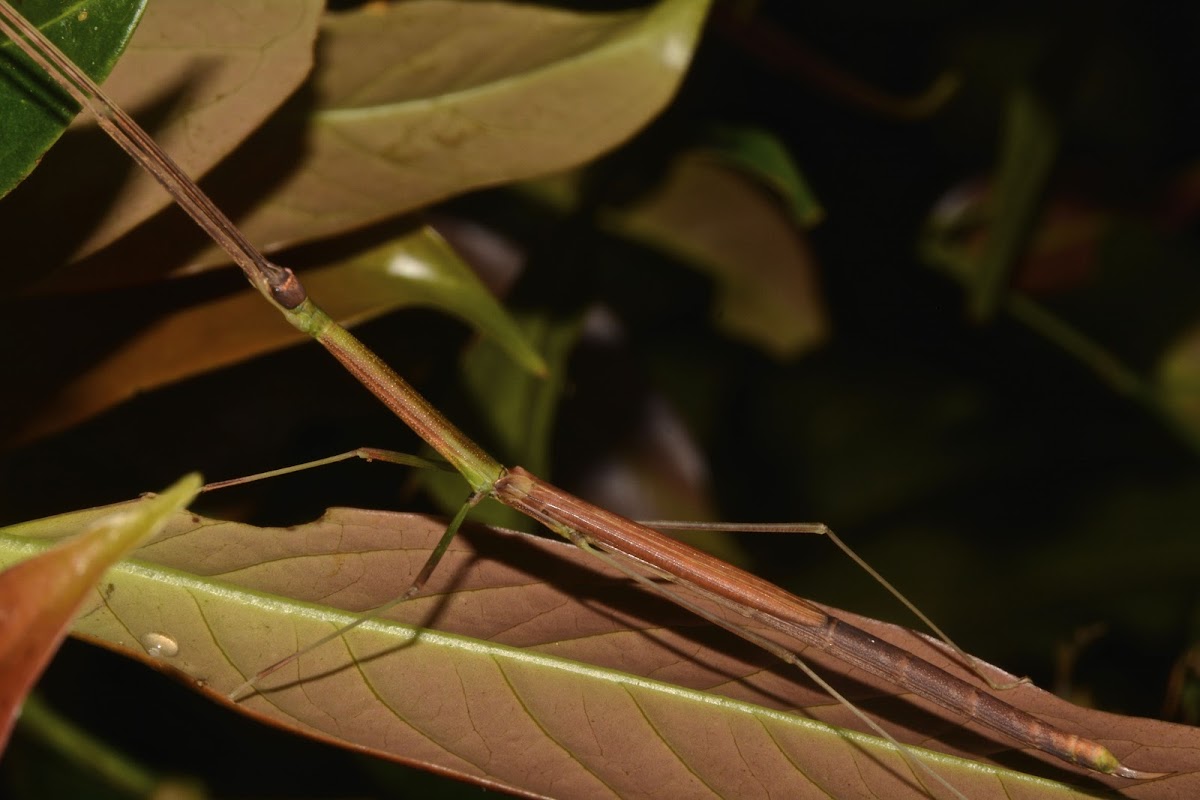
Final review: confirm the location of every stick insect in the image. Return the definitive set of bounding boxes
[0,3,1172,797]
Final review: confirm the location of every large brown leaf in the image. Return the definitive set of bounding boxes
[0,504,1192,798]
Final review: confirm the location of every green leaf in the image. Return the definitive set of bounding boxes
[58,0,714,287]
[968,87,1060,321]
[1158,321,1200,449]
[702,126,824,228]
[0,0,146,197]
[603,151,829,358]
[340,227,548,378]
[0,0,323,293]
[3,503,1187,798]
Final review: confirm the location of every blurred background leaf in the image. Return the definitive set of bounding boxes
[0,225,546,445]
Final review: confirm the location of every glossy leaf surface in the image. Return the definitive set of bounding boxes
[0,0,145,197]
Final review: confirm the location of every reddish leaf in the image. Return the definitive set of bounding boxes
[0,475,200,751]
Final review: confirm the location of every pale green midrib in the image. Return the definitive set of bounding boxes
[0,532,803,717]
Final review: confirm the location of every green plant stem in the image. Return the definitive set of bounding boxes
[971,88,1059,322]
[17,694,158,797]
[1007,293,1200,453]
[924,237,1200,455]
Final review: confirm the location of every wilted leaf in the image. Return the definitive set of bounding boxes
[2,226,545,446]
[0,0,145,198]
[0,503,1192,798]
[0,475,200,751]
[605,151,829,358]
[55,0,714,288]
[1,0,323,292]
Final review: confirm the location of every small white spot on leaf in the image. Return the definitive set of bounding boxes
[659,31,691,70]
